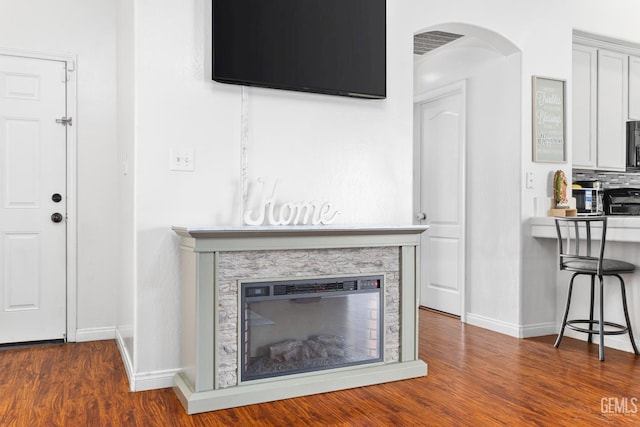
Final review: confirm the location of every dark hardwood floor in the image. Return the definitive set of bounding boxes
[1,308,639,426]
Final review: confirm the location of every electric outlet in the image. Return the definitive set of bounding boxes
[526,171,535,189]
[170,148,195,171]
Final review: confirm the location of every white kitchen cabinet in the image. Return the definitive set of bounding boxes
[629,56,640,120]
[571,45,627,171]
[597,49,627,171]
[572,45,597,169]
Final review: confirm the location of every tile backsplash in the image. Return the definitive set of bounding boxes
[573,169,640,188]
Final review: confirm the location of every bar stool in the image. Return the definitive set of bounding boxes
[554,216,640,361]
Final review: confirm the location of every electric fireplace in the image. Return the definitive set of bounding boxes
[172,225,428,414]
[241,275,383,381]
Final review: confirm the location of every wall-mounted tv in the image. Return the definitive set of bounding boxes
[212,0,386,99]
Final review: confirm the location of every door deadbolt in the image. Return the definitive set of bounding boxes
[51,213,64,223]
[52,193,62,203]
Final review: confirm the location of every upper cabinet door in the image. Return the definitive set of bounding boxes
[629,56,640,120]
[597,49,628,171]
[572,45,598,169]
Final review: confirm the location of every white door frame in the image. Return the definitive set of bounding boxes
[0,47,78,341]
[413,80,467,322]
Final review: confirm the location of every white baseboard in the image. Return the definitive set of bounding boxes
[464,313,520,338]
[115,328,135,391]
[114,328,178,391]
[519,322,558,338]
[465,313,557,339]
[132,369,180,391]
[464,314,638,355]
[74,326,116,342]
[563,329,638,354]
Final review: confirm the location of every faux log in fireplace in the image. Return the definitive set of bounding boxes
[172,225,428,415]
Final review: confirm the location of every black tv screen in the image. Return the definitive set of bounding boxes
[212,0,386,99]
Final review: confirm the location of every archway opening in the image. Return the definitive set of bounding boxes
[413,23,522,325]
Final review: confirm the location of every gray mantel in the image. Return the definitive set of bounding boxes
[172,224,429,414]
[172,225,429,249]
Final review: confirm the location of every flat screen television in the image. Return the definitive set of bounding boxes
[212,0,386,99]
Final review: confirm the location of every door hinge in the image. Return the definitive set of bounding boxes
[56,117,73,127]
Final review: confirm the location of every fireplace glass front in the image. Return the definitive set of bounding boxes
[240,275,384,381]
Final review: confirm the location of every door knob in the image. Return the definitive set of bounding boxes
[416,212,427,221]
[51,213,64,223]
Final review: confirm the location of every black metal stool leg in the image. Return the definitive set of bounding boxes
[588,275,595,344]
[617,274,640,356]
[555,273,578,348]
[599,275,605,361]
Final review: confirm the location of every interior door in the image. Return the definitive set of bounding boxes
[0,54,67,343]
[415,82,466,317]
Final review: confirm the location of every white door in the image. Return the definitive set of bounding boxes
[0,54,67,343]
[415,82,466,317]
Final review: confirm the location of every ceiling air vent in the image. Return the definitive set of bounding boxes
[414,31,464,55]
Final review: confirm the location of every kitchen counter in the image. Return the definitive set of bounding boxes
[531,216,640,241]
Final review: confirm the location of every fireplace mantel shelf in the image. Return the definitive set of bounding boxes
[172,224,428,239]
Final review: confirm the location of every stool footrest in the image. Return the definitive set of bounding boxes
[566,319,629,336]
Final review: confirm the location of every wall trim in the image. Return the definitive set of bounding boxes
[519,322,558,338]
[75,327,116,342]
[466,314,638,355]
[131,369,180,392]
[563,329,638,355]
[116,328,135,392]
[115,328,177,391]
[465,313,520,338]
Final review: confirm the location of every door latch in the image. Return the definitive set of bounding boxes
[55,117,73,126]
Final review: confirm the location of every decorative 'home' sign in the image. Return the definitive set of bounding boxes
[243,179,341,226]
[532,76,565,163]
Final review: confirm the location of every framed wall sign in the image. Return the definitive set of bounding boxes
[532,76,566,163]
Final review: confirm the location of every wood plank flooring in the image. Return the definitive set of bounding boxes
[1,308,639,426]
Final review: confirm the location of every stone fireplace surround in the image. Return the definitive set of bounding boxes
[172,225,428,414]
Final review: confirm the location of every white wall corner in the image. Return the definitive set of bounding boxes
[116,328,135,392]
[116,328,178,392]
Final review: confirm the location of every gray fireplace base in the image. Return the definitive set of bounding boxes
[174,359,427,414]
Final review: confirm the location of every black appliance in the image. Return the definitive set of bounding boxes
[626,121,640,170]
[212,0,386,99]
[603,188,640,215]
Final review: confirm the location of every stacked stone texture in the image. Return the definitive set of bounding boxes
[216,247,401,388]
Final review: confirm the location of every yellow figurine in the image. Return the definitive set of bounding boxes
[553,170,569,208]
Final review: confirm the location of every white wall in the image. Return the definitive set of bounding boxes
[0,0,119,339]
